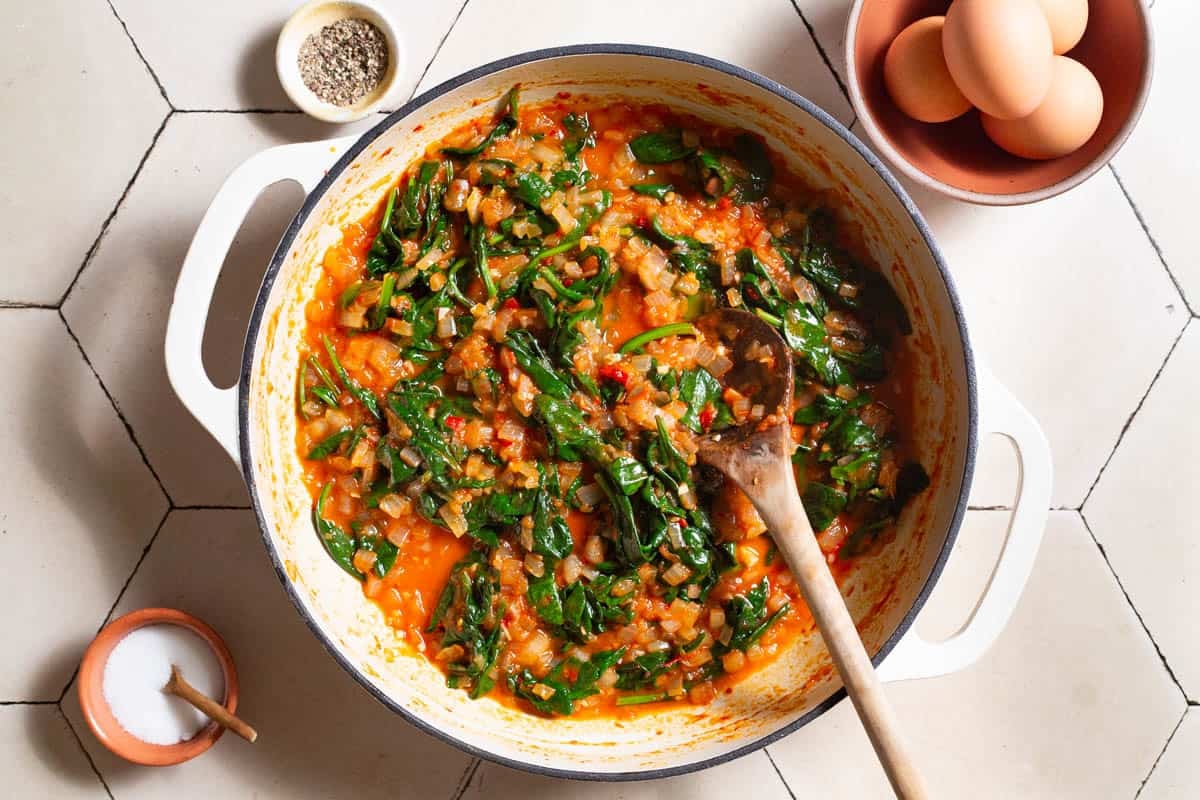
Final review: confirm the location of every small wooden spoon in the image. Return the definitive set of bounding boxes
[165,665,258,743]
[694,309,927,800]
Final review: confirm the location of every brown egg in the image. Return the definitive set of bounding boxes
[1035,0,1089,54]
[942,0,1055,120]
[981,56,1103,160]
[883,16,972,123]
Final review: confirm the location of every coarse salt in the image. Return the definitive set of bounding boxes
[102,624,224,746]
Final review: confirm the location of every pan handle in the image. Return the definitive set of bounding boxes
[165,140,343,463]
[878,364,1052,682]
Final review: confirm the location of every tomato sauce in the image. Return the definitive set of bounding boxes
[294,90,924,717]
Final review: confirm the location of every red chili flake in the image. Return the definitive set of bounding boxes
[562,277,574,286]
[672,517,689,529]
[556,91,571,99]
[635,215,649,228]
[716,196,732,210]
[598,364,630,386]
[445,415,465,431]
[699,406,716,430]
[502,297,520,310]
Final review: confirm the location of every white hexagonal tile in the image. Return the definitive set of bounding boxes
[767,511,1184,798]
[109,0,467,111]
[891,164,1185,508]
[0,0,167,304]
[0,706,109,798]
[1085,320,1200,697]
[791,0,853,92]
[1141,710,1200,799]
[62,112,372,507]
[63,509,471,799]
[462,751,791,800]
[0,309,167,700]
[415,0,854,127]
[1112,0,1200,310]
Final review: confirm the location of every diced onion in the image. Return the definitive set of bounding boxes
[562,554,583,584]
[399,447,423,467]
[444,178,470,212]
[436,307,457,339]
[465,187,483,225]
[835,384,859,400]
[792,275,818,303]
[707,352,733,378]
[379,493,407,519]
[722,650,746,673]
[531,141,561,165]
[498,417,525,444]
[677,483,697,511]
[612,578,636,598]
[584,535,605,564]
[415,247,444,272]
[630,354,654,374]
[550,204,577,234]
[339,308,366,329]
[438,503,468,537]
[662,562,691,586]
[524,552,546,578]
[667,523,686,550]
[576,482,604,507]
[720,255,738,286]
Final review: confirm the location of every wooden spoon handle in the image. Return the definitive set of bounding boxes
[733,439,928,799]
[165,666,258,743]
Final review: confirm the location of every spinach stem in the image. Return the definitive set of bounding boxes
[617,322,698,354]
[754,307,783,327]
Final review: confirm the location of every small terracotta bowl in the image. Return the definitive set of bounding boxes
[78,608,239,766]
[846,0,1154,204]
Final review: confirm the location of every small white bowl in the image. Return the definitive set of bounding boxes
[276,0,405,123]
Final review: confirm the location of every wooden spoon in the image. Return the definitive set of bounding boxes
[694,309,927,799]
[164,665,258,743]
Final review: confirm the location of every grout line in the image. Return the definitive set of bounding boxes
[787,0,852,106]
[57,507,172,703]
[58,705,117,800]
[0,700,58,706]
[764,748,799,800]
[58,112,171,307]
[1080,318,1191,510]
[104,0,173,110]
[449,758,482,800]
[1078,514,1191,705]
[406,0,471,103]
[0,301,59,309]
[1110,165,1195,317]
[57,309,175,509]
[174,504,252,511]
[1135,707,1187,798]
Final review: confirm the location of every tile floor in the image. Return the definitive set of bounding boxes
[1,1,1195,798]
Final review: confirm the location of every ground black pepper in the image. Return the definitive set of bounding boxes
[297,18,389,107]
